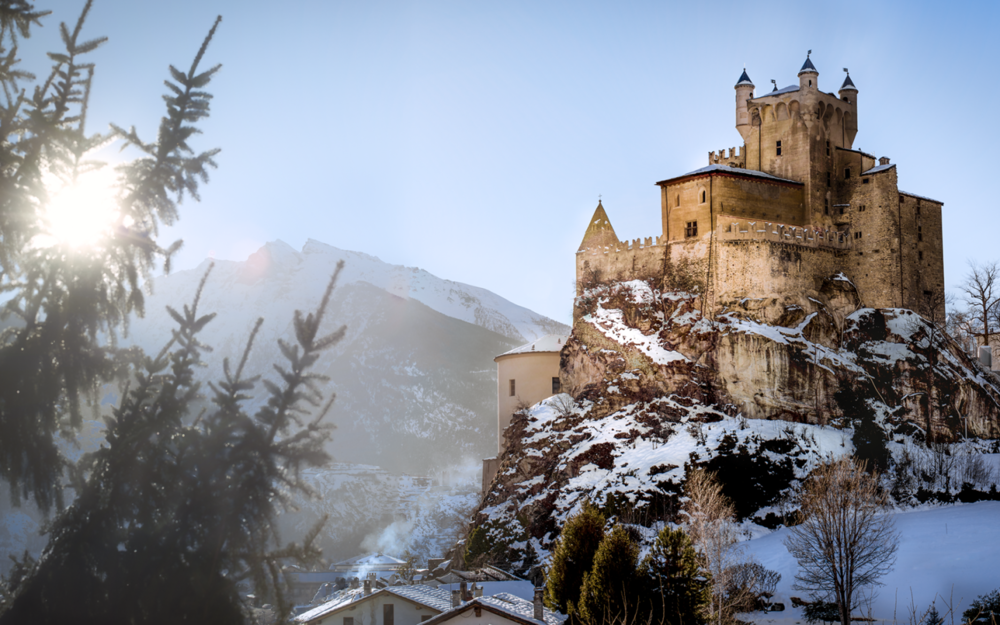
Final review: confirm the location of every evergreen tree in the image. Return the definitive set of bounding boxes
[639,526,710,625]
[577,525,641,625]
[0,3,347,622]
[924,603,944,625]
[544,501,605,617]
[963,589,1000,625]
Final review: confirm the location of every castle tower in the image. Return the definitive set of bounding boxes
[798,51,818,90]
[839,70,859,146]
[577,200,619,252]
[735,68,755,141]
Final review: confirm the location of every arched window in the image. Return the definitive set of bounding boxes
[676,194,680,207]
[701,190,706,203]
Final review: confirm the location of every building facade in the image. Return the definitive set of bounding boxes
[577,54,945,319]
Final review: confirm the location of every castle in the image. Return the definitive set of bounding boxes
[577,54,945,318]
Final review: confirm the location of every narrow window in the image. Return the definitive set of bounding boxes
[384,604,394,625]
[824,198,829,215]
[918,226,923,242]
[685,221,698,238]
[919,251,924,261]
[701,190,706,203]
[675,194,680,207]
[809,79,812,86]
[916,201,921,215]
[899,195,904,204]
[551,377,560,394]
[844,168,851,179]
[853,231,862,239]
[826,141,830,156]
[509,379,515,397]
[776,140,782,156]
[840,206,845,215]
[860,205,866,212]
[827,172,831,187]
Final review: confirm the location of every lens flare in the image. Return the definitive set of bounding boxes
[42,169,119,249]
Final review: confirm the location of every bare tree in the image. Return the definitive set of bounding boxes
[958,260,1000,350]
[783,458,900,625]
[683,469,745,625]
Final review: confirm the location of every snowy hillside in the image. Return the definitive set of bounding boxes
[130,239,567,348]
[120,239,570,474]
[745,502,1000,623]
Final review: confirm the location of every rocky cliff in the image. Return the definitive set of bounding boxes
[468,276,1000,573]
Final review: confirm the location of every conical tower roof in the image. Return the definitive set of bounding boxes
[578,200,620,252]
[798,52,818,76]
[735,68,754,88]
[840,70,857,91]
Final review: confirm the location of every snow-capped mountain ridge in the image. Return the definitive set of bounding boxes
[173,238,566,345]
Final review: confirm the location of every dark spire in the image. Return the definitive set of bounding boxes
[735,67,754,88]
[840,68,857,91]
[798,50,818,75]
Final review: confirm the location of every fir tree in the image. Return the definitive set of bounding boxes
[577,525,641,625]
[963,588,1000,625]
[0,2,347,622]
[544,501,606,618]
[639,526,710,625]
[924,603,944,625]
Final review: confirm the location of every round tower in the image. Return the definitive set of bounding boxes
[839,69,859,146]
[735,68,754,141]
[798,51,818,90]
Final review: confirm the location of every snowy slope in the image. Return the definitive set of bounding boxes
[128,239,567,349]
[744,502,1000,623]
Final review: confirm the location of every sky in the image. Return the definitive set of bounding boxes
[16,0,1000,325]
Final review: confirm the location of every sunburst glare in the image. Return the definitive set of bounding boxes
[41,168,120,249]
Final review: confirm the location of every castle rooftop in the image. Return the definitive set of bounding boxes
[899,190,943,204]
[862,163,895,175]
[735,69,754,87]
[753,84,800,99]
[496,334,568,359]
[798,54,818,75]
[840,72,858,91]
[656,164,801,187]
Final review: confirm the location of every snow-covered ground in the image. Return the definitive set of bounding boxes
[743,501,1000,624]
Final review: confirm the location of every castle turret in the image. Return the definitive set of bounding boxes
[797,51,818,90]
[735,68,754,141]
[839,69,858,146]
[578,200,619,252]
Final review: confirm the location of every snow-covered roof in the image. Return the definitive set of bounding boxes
[900,190,943,204]
[295,586,455,624]
[496,334,569,358]
[657,164,801,186]
[419,593,566,625]
[735,68,754,87]
[841,72,858,91]
[755,84,800,98]
[798,54,818,75]
[862,163,895,175]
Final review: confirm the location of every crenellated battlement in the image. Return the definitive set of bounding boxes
[708,146,744,166]
[719,220,851,249]
[577,234,667,255]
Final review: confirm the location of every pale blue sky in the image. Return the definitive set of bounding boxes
[20,1,1000,324]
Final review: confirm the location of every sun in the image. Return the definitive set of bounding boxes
[42,168,120,249]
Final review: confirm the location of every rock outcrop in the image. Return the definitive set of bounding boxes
[466,276,1000,573]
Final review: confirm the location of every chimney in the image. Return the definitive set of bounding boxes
[363,579,372,596]
[350,578,359,590]
[879,156,890,166]
[460,581,469,601]
[534,586,544,621]
[474,586,483,598]
[451,589,462,608]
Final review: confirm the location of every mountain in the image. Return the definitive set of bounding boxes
[123,239,568,475]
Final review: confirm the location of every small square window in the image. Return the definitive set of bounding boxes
[863,178,869,184]
[509,379,515,397]
[685,221,698,238]
[551,377,561,394]
[899,195,904,203]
